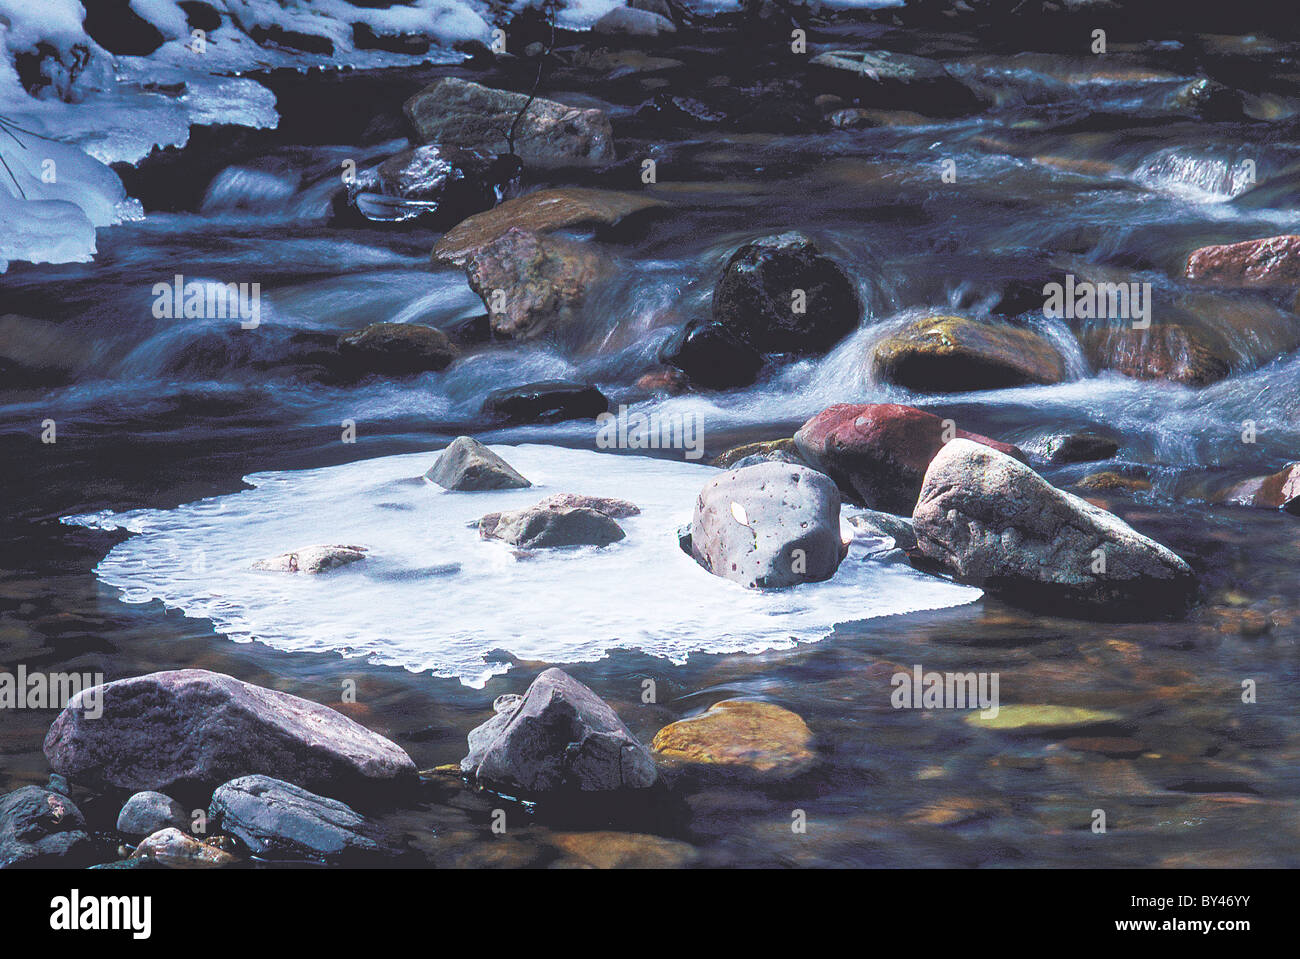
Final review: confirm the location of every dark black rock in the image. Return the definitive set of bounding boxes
[343,145,521,227]
[482,381,610,424]
[660,319,765,389]
[82,0,165,56]
[179,1,222,33]
[712,232,861,356]
[352,22,431,55]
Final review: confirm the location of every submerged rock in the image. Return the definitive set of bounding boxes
[1185,234,1300,289]
[117,791,189,839]
[462,668,657,795]
[0,314,95,388]
[659,319,765,389]
[479,505,626,549]
[0,786,94,869]
[712,232,861,356]
[912,439,1196,617]
[809,49,982,117]
[482,380,610,424]
[550,831,698,869]
[404,77,615,167]
[210,775,402,864]
[872,315,1066,391]
[251,545,368,574]
[426,436,532,491]
[466,228,611,340]
[651,700,816,779]
[43,669,418,800]
[690,462,847,589]
[1167,78,1246,120]
[131,827,236,869]
[432,187,667,267]
[335,322,459,377]
[1081,323,1231,387]
[794,403,1025,514]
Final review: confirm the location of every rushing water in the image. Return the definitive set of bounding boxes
[2,16,1299,867]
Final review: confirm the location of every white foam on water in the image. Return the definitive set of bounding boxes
[64,444,980,687]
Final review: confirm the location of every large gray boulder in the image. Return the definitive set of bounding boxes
[426,436,531,491]
[0,786,95,869]
[403,77,614,167]
[690,462,848,589]
[43,670,418,801]
[209,775,402,865]
[912,440,1196,617]
[463,668,657,795]
[117,791,189,838]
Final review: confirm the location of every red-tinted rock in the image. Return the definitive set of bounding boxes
[1217,463,1300,514]
[1185,234,1300,288]
[794,403,1025,514]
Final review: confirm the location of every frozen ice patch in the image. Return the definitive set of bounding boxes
[64,445,979,687]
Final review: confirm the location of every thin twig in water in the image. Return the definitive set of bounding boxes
[506,0,557,157]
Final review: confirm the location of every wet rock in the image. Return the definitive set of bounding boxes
[117,791,189,839]
[426,436,532,491]
[462,668,658,794]
[1035,430,1120,464]
[131,827,236,869]
[593,7,676,36]
[1216,463,1300,514]
[872,315,1066,391]
[1061,736,1146,757]
[1185,234,1300,289]
[344,145,520,226]
[479,505,626,549]
[0,786,94,869]
[1075,470,1152,493]
[460,694,524,774]
[352,22,430,55]
[793,403,1025,514]
[1081,323,1231,387]
[466,228,611,339]
[809,49,982,117]
[634,367,690,395]
[658,319,765,388]
[251,545,368,573]
[846,509,918,551]
[1167,78,1246,120]
[209,775,402,864]
[912,439,1196,617]
[83,0,165,56]
[335,323,459,377]
[690,462,847,589]
[482,380,610,424]
[712,232,861,356]
[404,77,615,167]
[44,669,418,800]
[651,700,815,779]
[432,188,667,266]
[710,438,799,469]
[550,830,698,868]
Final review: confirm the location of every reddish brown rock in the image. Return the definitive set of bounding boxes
[1185,234,1300,288]
[793,403,1025,513]
[1216,463,1300,514]
[1082,324,1231,387]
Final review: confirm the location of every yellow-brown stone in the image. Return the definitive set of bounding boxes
[651,700,815,778]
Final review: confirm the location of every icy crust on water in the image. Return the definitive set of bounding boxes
[64,445,979,687]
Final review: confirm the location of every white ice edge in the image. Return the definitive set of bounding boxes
[63,444,980,688]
